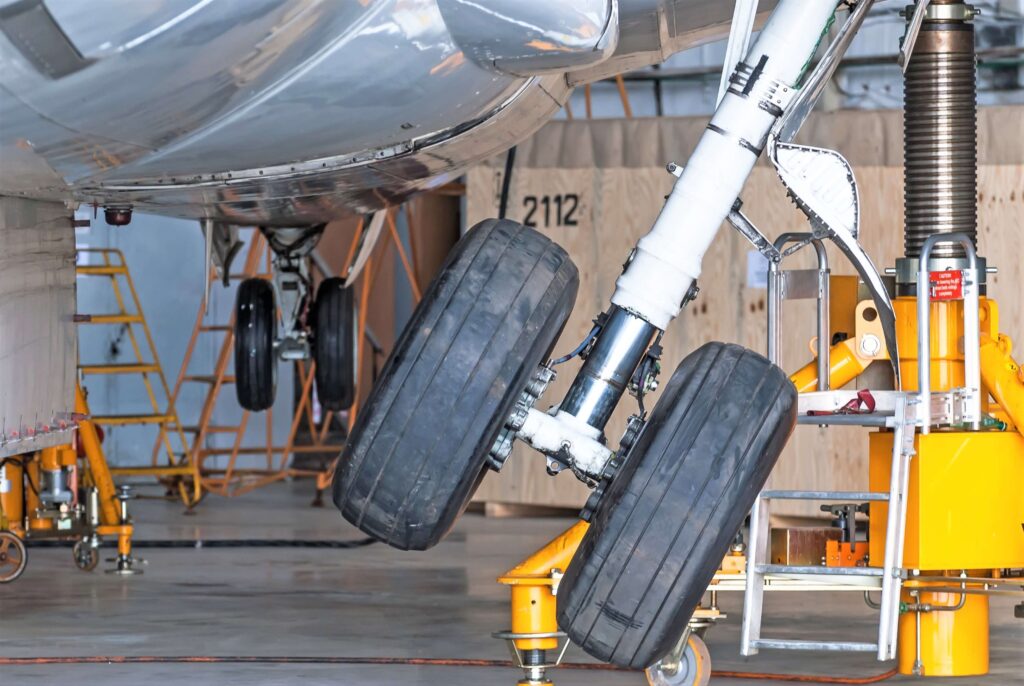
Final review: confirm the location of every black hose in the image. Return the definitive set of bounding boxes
[497,146,517,220]
[25,538,377,550]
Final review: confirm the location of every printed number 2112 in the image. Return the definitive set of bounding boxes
[523,194,579,228]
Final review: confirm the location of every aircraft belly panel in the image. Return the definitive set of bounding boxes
[0,0,751,225]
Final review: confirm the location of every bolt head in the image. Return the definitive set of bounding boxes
[860,334,882,357]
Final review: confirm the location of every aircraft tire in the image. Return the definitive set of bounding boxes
[332,218,578,550]
[234,277,277,412]
[313,278,356,411]
[557,342,796,669]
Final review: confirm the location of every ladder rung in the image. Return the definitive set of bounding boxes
[183,375,236,384]
[90,414,174,426]
[751,639,877,653]
[76,265,127,276]
[80,363,160,375]
[78,314,143,325]
[760,490,889,502]
[199,325,232,332]
[757,564,883,577]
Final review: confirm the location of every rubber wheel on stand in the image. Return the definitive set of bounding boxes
[332,219,579,550]
[313,277,356,411]
[557,342,797,668]
[0,531,27,583]
[234,278,277,411]
[72,540,99,572]
[645,633,711,686]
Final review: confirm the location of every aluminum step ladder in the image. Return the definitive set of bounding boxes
[740,391,917,660]
[733,227,916,662]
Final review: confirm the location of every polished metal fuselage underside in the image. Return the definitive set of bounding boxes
[0,0,766,226]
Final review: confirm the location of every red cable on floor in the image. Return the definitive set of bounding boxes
[0,655,898,683]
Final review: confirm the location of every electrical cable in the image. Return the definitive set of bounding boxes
[550,324,600,366]
[497,146,516,220]
[0,655,899,683]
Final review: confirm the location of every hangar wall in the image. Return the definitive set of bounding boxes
[467,106,1024,516]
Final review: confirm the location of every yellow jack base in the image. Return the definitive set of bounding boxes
[898,587,989,677]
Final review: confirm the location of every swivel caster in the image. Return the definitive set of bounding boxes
[645,633,711,686]
[72,539,99,572]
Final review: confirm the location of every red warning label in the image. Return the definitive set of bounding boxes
[929,270,964,301]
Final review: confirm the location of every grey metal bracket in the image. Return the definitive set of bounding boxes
[767,137,901,388]
[899,0,931,73]
[728,199,781,262]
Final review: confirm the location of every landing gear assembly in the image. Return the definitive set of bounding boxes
[233,225,355,412]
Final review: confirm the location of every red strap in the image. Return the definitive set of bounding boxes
[808,389,876,416]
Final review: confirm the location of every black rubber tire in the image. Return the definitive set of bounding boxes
[332,219,579,551]
[313,277,356,411]
[234,278,277,412]
[557,342,797,669]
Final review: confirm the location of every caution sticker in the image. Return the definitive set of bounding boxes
[929,270,964,301]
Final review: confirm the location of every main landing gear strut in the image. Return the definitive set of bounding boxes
[233,225,355,413]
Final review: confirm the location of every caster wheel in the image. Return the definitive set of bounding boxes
[558,342,797,668]
[234,277,277,411]
[313,277,356,411]
[645,634,711,686]
[333,219,579,550]
[0,531,27,583]
[72,540,99,572]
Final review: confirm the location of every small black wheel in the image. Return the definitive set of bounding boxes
[313,277,356,411]
[0,531,27,583]
[72,540,99,572]
[333,219,579,550]
[557,342,797,669]
[234,278,277,411]
[645,633,711,686]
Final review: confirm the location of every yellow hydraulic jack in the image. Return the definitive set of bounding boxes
[0,383,139,582]
[494,522,586,686]
[496,521,731,686]
[866,296,1024,676]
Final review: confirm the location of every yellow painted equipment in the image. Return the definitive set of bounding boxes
[869,430,1024,572]
[0,383,138,582]
[497,521,587,654]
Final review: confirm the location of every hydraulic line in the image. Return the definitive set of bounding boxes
[903,1,978,259]
[0,656,898,683]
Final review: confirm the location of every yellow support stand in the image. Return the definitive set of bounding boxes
[0,384,137,582]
